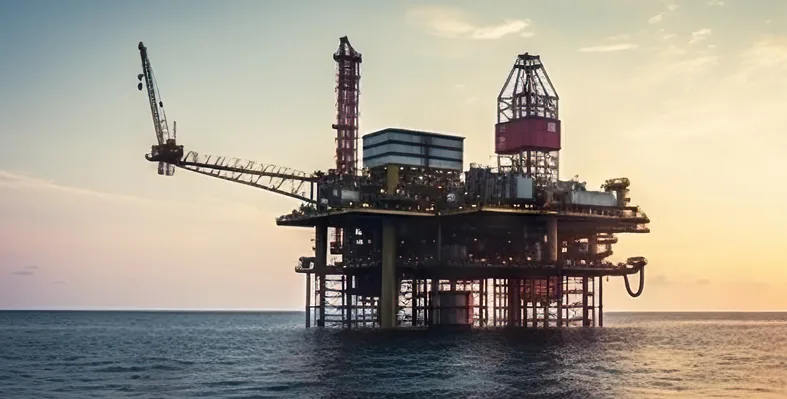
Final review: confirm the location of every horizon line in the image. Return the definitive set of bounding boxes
[2,308,787,313]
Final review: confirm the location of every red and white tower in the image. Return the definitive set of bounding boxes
[495,53,560,189]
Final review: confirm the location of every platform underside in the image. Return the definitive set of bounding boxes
[291,205,647,329]
[277,206,649,233]
[297,263,640,278]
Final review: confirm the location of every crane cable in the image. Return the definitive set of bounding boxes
[623,265,645,297]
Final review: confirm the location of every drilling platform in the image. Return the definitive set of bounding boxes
[136,37,650,329]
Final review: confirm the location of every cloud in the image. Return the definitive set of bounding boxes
[639,53,720,90]
[668,54,719,72]
[651,275,669,285]
[0,171,154,205]
[472,20,530,40]
[707,0,725,6]
[619,35,721,98]
[406,6,531,40]
[0,170,278,222]
[649,3,679,24]
[733,35,787,83]
[11,266,38,277]
[650,275,713,286]
[606,34,631,41]
[520,31,536,38]
[579,43,639,53]
[689,28,712,44]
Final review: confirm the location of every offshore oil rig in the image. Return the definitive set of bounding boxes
[136,37,650,329]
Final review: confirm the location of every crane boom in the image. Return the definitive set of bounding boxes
[136,41,318,203]
[179,151,316,203]
[138,41,182,176]
[138,42,170,146]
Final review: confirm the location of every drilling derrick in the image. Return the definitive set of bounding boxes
[332,36,362,177]
[496,53,560,191]
[330,36,362,255]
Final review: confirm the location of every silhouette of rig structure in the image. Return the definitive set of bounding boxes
[137,38,650,329]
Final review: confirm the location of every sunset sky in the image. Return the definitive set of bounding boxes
[1,0,786,311]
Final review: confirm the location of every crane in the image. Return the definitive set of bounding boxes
[136,41,318,203]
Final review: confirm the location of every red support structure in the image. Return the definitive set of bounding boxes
[330,36,362,254]
[332,36,362,177]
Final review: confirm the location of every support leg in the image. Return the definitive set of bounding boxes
[315,224,328,327]
[585,233,597,328]
[599,276,604,327]
[582,277,590,327]
[547,217,558,328]
[345,275,353,329]
[508,279,521,327]
[531,280,537,328]
[544,279,550,328]
[412,279,419,327]
[521,279,527,328]
[547,217,558,263]
[305,273,311,328]
[380,220,397,328]
[556,276,563,327]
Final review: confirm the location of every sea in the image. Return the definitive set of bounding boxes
[0,311,785,398]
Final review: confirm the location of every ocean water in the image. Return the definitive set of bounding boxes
[0,311,785,398]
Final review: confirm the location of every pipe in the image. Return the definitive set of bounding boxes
[623,266,645,297]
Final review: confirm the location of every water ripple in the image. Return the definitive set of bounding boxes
[0,311,786,398]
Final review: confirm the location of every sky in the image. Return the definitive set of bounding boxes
[1,0,787,311]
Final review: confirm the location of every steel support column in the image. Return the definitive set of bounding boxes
[430,220,442,325]
[585,233,597,327]
[380,219,398,328]
[599,276,604,327]
[547,217,559,328]
[315,224,328,327]
[531,279,537,328]
[547,216,558,262]
[582,277,590,327]
[305,273,311,328]
[412,279,419,327]
[345,275,352,328]
[508,279,521,327]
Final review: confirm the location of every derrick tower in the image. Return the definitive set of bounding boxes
[495,53,560,190]
[332,36,362,176]
[330,36,362,254]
